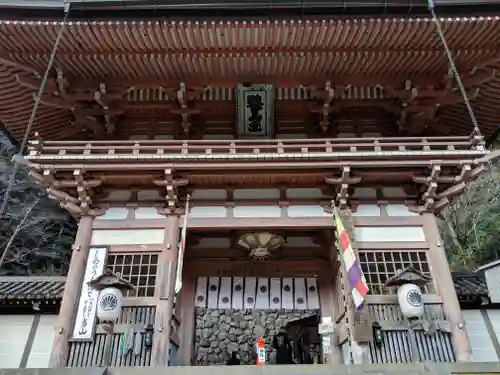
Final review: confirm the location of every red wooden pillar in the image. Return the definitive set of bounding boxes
[151,214,180,366]
[177,274,196,365]
[49,215,93,368]
[423,212,472,361]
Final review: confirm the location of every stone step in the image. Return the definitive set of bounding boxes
[144,364,435,375]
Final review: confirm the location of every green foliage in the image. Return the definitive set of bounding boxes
[0,133,76,276]
[440,159,500,271]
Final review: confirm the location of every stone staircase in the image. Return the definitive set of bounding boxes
[3,362,500,375]
[163,364,437,375]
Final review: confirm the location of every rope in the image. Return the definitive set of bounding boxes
[0,7,70,217]
[428,3,482,137]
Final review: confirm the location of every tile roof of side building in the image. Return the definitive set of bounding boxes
[0,276,66,304]
[452,273,489,301]
[0,274,490,305]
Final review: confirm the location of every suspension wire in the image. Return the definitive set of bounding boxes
[0,6,71,218]
[428,0,482,137]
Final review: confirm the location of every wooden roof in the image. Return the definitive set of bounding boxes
[1,16,500,140]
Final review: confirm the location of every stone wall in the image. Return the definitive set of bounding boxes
[195,307,319,365]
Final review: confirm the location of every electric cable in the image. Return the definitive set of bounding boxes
[0,6,71,218]
[0,6,70,271]
[428,0,482,137]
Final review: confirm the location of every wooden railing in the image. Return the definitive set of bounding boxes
[67,306,155,367]
[27,135,485,160]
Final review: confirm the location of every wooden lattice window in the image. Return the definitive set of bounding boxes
[358,250,433,295]
[107,253,158,297]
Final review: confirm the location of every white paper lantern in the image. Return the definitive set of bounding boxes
[96,287,123,322]
[397,283,424,319]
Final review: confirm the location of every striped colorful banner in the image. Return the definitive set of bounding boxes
[333,205,369,311]
[175,195,190,295]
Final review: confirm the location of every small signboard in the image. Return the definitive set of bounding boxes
[71,246,108,341]
[236,84,275,139]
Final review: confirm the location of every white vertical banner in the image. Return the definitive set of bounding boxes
[174,196,190,295]
[71,246,108,341]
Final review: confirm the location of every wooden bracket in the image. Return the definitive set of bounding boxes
[17,70,125,136]
[382,71,491,135]
[310,81,336,135]
[171,82,205,136]
[413,164,441,212]
[418,162,487,213]
[39,168,102,217]
[154,168,189,213]
[73,169,96,215]
[325,166,362,208]
[94,83,125,135]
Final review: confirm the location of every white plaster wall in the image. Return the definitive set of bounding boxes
[386,204,419,217]
[484,265,500,303]
[190,206,227,218]
[462,310,499,362]
[96,207,129,220]
[287,205,329,217]
[0,315,33,368]
[134,207,164,219]
[233,205,281,218]
[486,310,500,354]
[355,227,426,242]
[26,315,57,368]
[352,205,381,217]
[91,229,165,245]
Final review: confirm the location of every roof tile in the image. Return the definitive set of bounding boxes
[0,276,66,300]
[452,273,489,298]
[0,273,490,302]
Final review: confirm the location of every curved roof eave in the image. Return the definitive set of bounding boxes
[1,0,500,19]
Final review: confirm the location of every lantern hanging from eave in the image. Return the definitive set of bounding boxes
[385,266,431,320]
[88,269,136,323]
